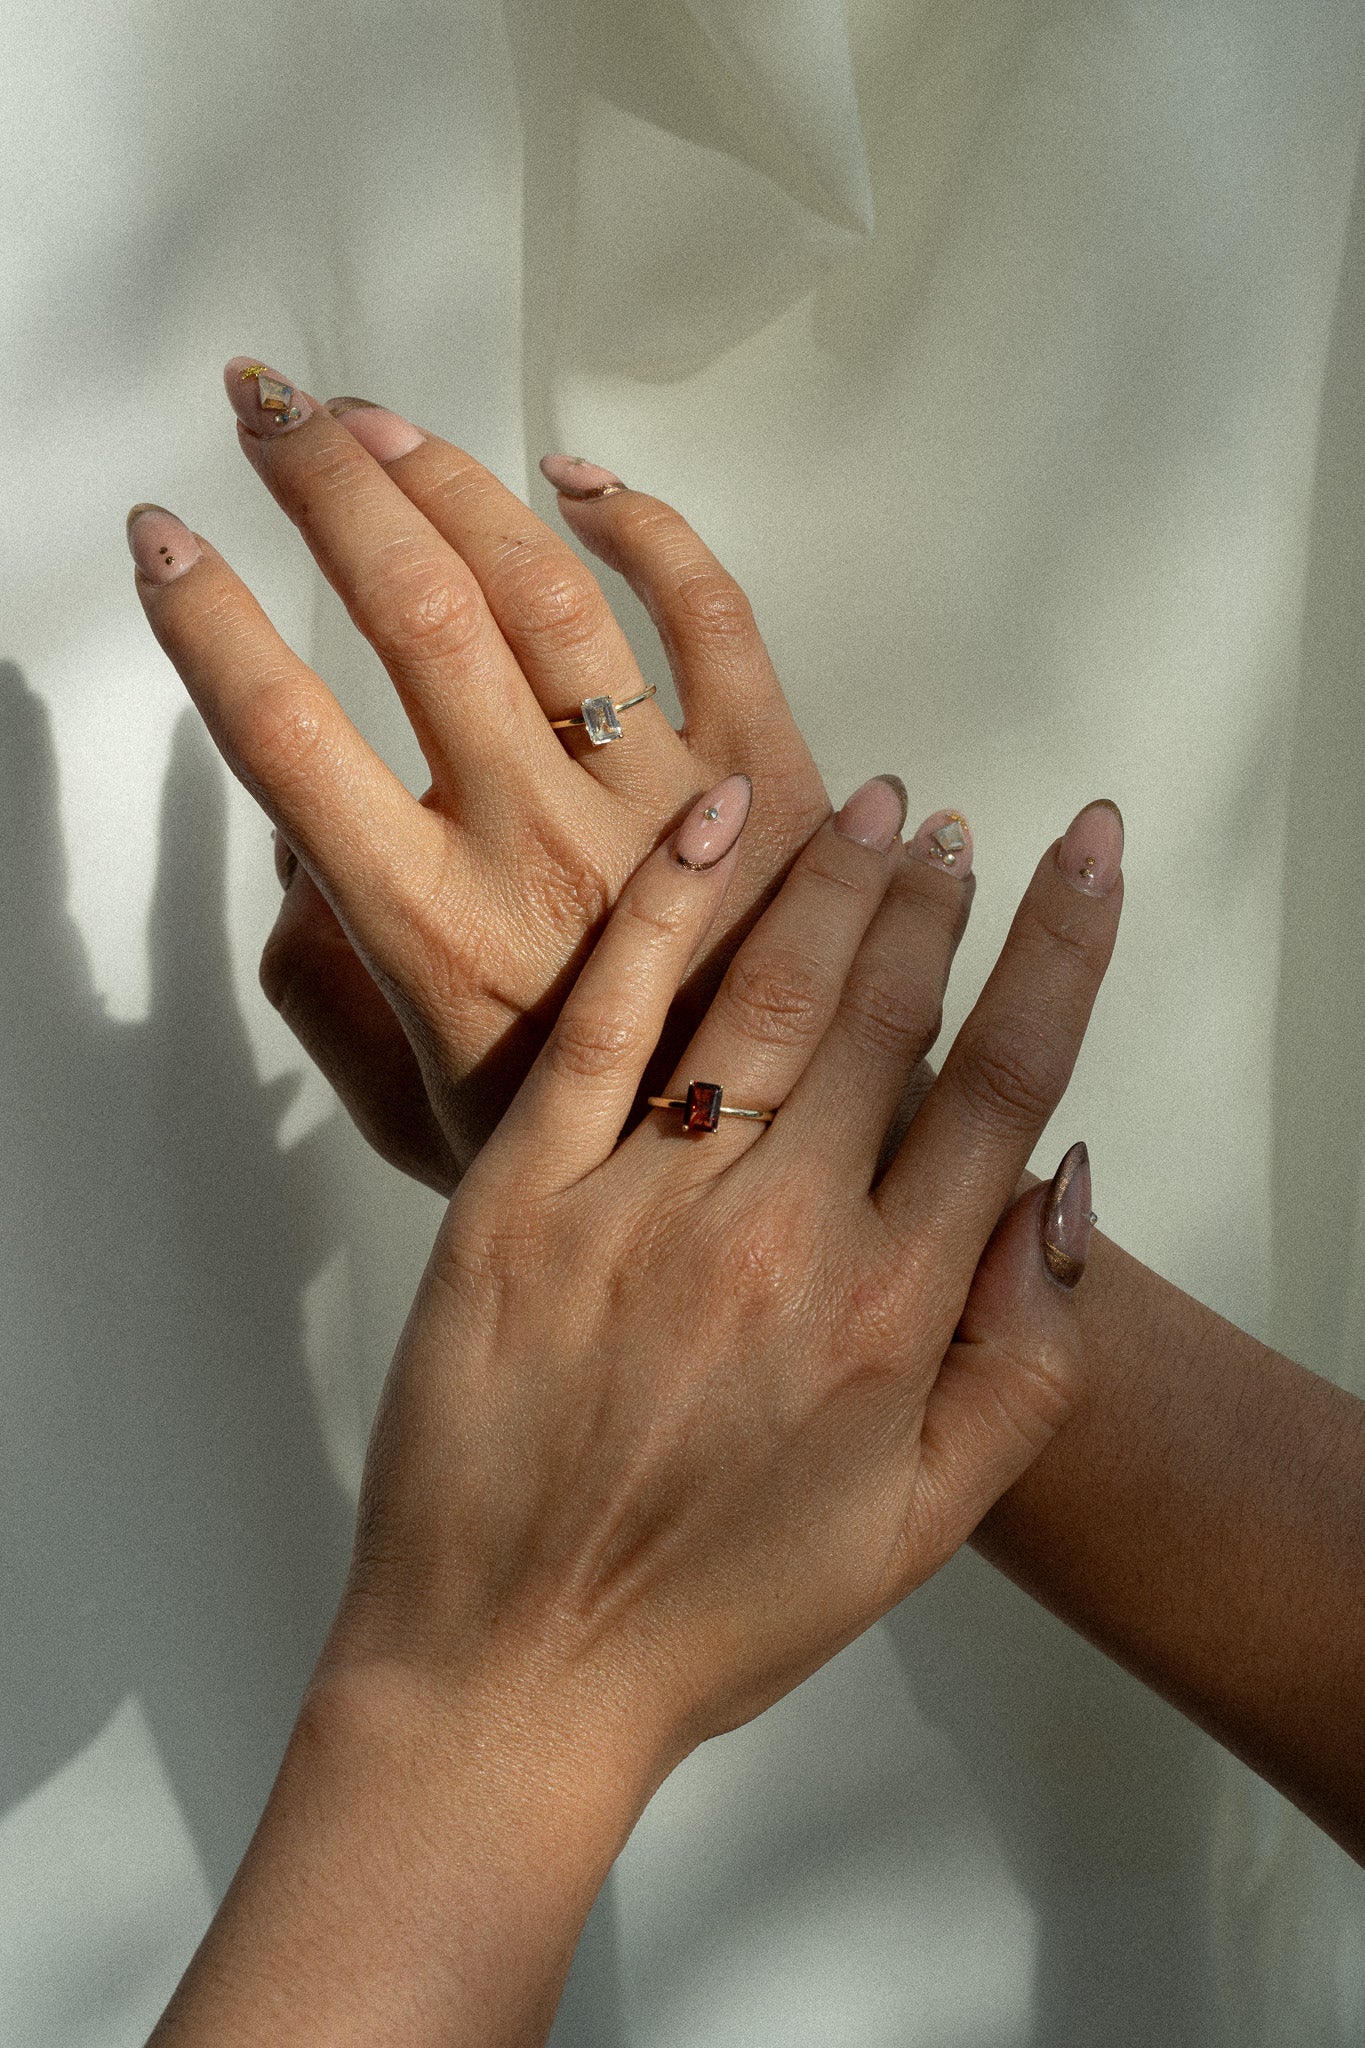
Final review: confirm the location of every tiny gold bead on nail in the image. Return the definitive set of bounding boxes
[1081,855,1096,880]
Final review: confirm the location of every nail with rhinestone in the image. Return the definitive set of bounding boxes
[126,503,201,586]
[909,808,974,877]
[1056,799,1124,896]
[224,355,314,437]
[674,774,752,871]
[539,452,628,499]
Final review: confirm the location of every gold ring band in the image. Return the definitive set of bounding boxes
[647,1082,776,1134]
[550,682,657,746]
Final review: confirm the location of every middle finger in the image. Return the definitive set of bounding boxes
[224,356,572,814]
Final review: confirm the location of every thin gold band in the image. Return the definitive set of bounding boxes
[550,682,658,731]
[647,1097,775,1123]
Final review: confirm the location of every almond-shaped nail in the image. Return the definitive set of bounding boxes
[833,774,908,852]
[1056,799,1123,895]
[1041,1141,1093,1289]
[224,356,314,437]
[908,808,973,877]
[324,396,425,462]
[127,503,201,585]
[539,453,627,499]
[674,774,752,871]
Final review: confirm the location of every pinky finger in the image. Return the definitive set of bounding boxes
[483,775,753,1191]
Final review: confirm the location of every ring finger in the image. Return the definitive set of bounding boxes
[631,775,910,1165]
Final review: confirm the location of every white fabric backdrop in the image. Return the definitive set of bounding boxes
[3,1,1365,2039]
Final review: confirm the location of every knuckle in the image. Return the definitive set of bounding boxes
[671,568,758,647]
[547,1003,638,1083]
[359,553,487,666]
[492,550,613,655]
[954,1026,1062,1138]
[236,683,331,796]
[718,949,827,1050]
[838,971,935,1063]
[519,821,616,937]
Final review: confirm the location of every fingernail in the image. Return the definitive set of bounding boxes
[834,774,908,852]
[224,355,314,437]
[127,503,201,585]
[1056,799,1124,895]
[539,453,628,499]
[324,396,425,462]
[674,774,752,871]
[907,808,973,877]
[1041,1141,1093,1289]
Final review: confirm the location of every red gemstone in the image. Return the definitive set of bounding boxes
[683,1081,723,1132]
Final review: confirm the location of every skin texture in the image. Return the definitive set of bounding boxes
[128,365,1365,2040]
[147,778,1122,2043]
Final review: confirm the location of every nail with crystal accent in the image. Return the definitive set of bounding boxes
[539,453,628,499]
[324,396,425,462]
[674,774,752,871]
[834,774,907,852]
[224,356,314,437]
[1041,1141,1093,1289]
[1057,799,1123,896]
[908,808,974,877]
[126,503,201,585]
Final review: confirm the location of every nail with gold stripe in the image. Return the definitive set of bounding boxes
[1040,1140,1094,1289]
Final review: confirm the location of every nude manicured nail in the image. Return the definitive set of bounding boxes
[324,396,425,462]
[908,808,973,877]
[223,355,314,437]
[126,503,200,585]
[1056,799,1124,895]
[539,453,627,499]
[834,774,907,852]
[1041,1140,1093,1289]
[674,775,752,871]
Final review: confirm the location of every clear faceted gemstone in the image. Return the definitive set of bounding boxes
[933,817,966,854]
[255,372,299,421]
[580,695,623,745]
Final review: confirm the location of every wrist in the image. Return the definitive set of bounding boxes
[152,1636,665,2045]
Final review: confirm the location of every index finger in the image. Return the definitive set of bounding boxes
[876,800,1124,1281]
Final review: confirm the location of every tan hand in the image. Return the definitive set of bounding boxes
[129,362,834,1193]
[326,780,1124,1772]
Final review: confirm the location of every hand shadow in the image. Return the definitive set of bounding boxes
[0,663,622,2042]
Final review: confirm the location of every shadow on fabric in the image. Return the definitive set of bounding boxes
[0,667,623,2042]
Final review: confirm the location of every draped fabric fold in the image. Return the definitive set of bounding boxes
[1,1,1364,2040]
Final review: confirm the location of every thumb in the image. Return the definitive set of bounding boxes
[914,1143,1095,1563]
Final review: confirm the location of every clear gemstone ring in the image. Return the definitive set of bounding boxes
[550,682,658,746]
[647,1082,776,1134]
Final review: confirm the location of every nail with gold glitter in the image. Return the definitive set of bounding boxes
[223,355,313,437]
[539,453,627,499]
[127,503,201,586]
[1040,1140,1093,1289]
[1056,799,1123,896]
[908,807,973,877]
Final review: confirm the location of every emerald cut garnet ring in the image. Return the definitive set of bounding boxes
[550,681,658,746]
[646,1082,776,1134]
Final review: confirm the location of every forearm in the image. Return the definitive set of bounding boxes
[148,1655,653,2046]
[974,1229,1365,1859]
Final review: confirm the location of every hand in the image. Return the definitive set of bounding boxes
[325,780,1123,1764]
[129,362,841,1193]
[149,781,1122,2043]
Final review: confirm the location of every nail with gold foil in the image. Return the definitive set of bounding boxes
[223,355,313,436]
